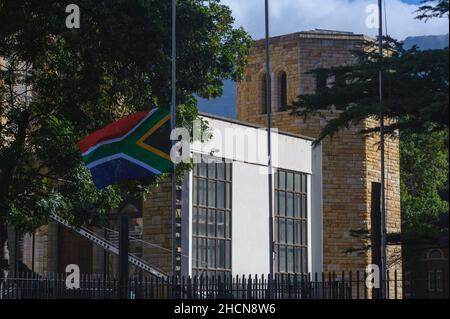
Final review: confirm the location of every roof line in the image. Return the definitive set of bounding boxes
[252,29,374,45]
[199,112,317,142]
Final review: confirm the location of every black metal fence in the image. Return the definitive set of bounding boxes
[0,270,448,299]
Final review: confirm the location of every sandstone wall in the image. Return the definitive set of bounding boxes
[237,32,401,284]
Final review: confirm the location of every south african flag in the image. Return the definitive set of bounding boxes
[79,107,172,189]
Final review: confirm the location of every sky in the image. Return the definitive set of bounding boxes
[198,0,448,118]
[221,0,449,40]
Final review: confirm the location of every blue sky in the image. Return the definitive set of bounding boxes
[222,0,449,40]
[198,0,448,118]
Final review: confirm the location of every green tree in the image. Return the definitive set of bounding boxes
[0,0,251,280]
[290,1,449,141]
[290,1,449,250]
[290,38,448,142]
[400,130,448,237]
[416,0,449,20]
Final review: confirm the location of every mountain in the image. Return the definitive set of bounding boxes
[403,34,449,50]
[196,80,237,118]
[198,34,449,119]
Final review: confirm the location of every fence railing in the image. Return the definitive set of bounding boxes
[0,270,448,299]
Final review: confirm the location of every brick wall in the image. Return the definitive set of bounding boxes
[141,176,181,275]
[20,222,58,274]
[237,31,401,283]
[365,119,402,297]
[57,224,93,273]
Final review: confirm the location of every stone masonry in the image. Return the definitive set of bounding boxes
[236,30,402,288]
[7,31,402,298]
[141,176,182,275]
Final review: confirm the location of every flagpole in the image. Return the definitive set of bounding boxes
[171,0,177,278]
[265,0,275,283]
[378,0,387,299]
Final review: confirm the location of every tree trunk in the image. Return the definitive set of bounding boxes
[0,217,9,298]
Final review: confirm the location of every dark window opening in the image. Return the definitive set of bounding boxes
[279,72,288,112]
[428,270,444,292]
[261,74,271,114]
[192,155,232,279]
[275,169,309,274]
[334,74,347,87]
[316,73,328,91]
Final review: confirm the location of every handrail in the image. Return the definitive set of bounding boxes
[50,214,168,279]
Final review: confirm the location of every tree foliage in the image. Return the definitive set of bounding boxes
[290,1,449,246]
[416,0,449,21]
[0,0,251,233]
[400,130,449,236]
[290,37,449,144]
[290,1,449,144]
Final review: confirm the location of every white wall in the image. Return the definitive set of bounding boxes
[181,116,323,276]
[311,144,323,274]
[232,162,271,276]
[192,117,313,174]
[181,172,193,276]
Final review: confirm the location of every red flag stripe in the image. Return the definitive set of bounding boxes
[78,111,150,153]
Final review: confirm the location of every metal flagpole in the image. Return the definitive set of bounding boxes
[377,0,387,299]
[265,0,275,282]
[171,0,177,278]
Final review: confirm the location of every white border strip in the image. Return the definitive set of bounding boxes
[86,153,162,175]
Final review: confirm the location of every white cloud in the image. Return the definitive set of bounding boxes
[221,0,449,40]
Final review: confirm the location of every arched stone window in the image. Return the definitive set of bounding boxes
[261,73,271,114]
[278,71,288,111]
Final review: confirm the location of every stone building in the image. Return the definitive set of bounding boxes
[9,30,402,293]
[236,29,401,277]
[11,114,323,279]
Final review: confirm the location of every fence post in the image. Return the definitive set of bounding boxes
[193,275,198,300]
[323,272,327,299]
[240,275,245,299]
[313,272,318,299]
[187,276,192,299]
[247,275,252,299]
[349,271,353,299]
[112,277,117,299]
[118,214,129,299]
[394,269,398,299]
[434,269,438,299]
[387,269,390,299]
[149,276,154,299]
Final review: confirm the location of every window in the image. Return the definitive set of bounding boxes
[334,74,347,87]
[261,73,271,114]
[428,270,444,292]
[316,73,327,91]
[275,169,308,274]
[315,73,347,111]
[278,72,288,111]
[428,249,443,260]
[192,156,232,278]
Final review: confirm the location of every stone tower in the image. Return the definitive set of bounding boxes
[237,30,401,276]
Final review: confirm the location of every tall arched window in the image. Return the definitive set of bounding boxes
[279,72,288,111]
[261,73,271,114]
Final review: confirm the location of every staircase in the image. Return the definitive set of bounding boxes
[50,214,168,279]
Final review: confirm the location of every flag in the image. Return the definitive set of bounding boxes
[79,107,172,189]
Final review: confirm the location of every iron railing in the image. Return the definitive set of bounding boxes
[0,270,448,299]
